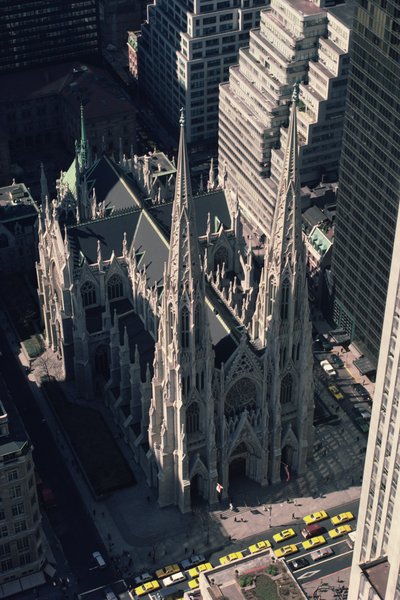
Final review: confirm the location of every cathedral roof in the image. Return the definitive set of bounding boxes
[147,189,231,238]
[65,147,242,365]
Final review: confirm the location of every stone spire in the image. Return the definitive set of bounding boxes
[252,84,304,347]
[149,109,217,513]
[270,83,302,271]
[250,84,314,479]
[207,157,215,192]
[167,108,202,294]
[78,103,88,170]
[40,162,49,205]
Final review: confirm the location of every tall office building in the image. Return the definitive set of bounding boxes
[332,0,400,363]
[348,208,400,600]
[0,1,100,73]
[138,0,268,144]
[218,0,353,236]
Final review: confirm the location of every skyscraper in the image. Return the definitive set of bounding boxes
[348,205,400,600]
[0,0,99,73]
[138,0,267,144]
[332,0,400,363]
[218,0,353,237]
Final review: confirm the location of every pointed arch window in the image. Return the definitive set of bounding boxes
[194,304,201,345]
[107,274,123,300]
[281,373,293,404]
[181,306,189,348]
[81,281,96,307]
[281,279,290,320]
[214,245,229,271]
[186,402,200,434]
[267,277,276,316]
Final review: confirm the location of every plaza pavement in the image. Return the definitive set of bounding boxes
[2,308,370,586]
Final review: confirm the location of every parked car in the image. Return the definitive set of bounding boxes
[133,573,153,586]
[330,354,344,368]
[320,360,336,377]
[162,572,186,587]
[273,528,296,543]
[352,383,371,398]
[134,581,160,597]
[303,511,328,525]
[92,551,106,569]
[288,557,309,571]
[275,544,298,558]
[302,535,326,550]
[328,525,352,539]
[180,554,205,570]
[317,336,334,351]
[155,564,180,579]
[219,552,243,565]
[249,540,271,553]
[328,385,344,400]
[331,511,354,525]
[301,523,325,539]
[188,563,213,578]
[310,547,334,561]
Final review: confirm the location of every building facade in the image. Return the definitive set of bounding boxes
[218,0,353,237]
[348,207,400,600]
[332,0,400,364]
[0,385,45,586]
[0,0,99,73]
[99,0,147,50]
[36,94,314,512]
[138,0,268,144]
[0,181,39,275]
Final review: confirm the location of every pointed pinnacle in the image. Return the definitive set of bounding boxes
[179,107,185,127]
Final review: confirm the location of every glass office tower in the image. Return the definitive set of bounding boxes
[332,0,400,363]
[0,0,100,73]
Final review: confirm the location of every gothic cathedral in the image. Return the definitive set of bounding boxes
[37,91,314,513]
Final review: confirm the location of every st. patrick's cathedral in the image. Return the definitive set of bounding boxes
[37,90,314,513]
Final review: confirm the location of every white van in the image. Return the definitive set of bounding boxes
[92,551,106,569]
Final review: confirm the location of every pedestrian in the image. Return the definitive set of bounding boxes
[192,549,195,556]
[292,513,295,519]
[240,517,244,522]
[234,516,237,522]
[229,502,234,511]
[184,547,188,554]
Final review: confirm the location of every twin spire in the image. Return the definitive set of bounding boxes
[166,109,202,292]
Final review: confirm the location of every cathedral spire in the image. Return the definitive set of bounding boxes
[40,162,49,205]
[79,103,88,170]
[251,84,304,347]
[167,108,202,291]
[270,83,302,269]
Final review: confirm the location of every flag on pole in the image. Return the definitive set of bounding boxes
[216,483,223,493]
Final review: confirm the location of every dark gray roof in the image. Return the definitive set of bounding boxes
[86,155,141,212]
[68,209,142,265]
[67,165,239,364]
[302,205,328,231]
[148,189,231,238]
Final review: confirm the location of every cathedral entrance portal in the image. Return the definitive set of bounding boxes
[190,474,205,506]
[281,445,295,481]
[229,457,246,479]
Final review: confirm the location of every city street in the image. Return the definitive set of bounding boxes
[0,326,116,596]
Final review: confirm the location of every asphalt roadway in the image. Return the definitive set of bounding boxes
[0,326,115,597]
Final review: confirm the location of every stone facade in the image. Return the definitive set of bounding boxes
[36,98,314,512]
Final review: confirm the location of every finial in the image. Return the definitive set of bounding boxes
[292,83,299,104]
[179,107,185,127]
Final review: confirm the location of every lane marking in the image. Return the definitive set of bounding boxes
[297,570,321,580]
